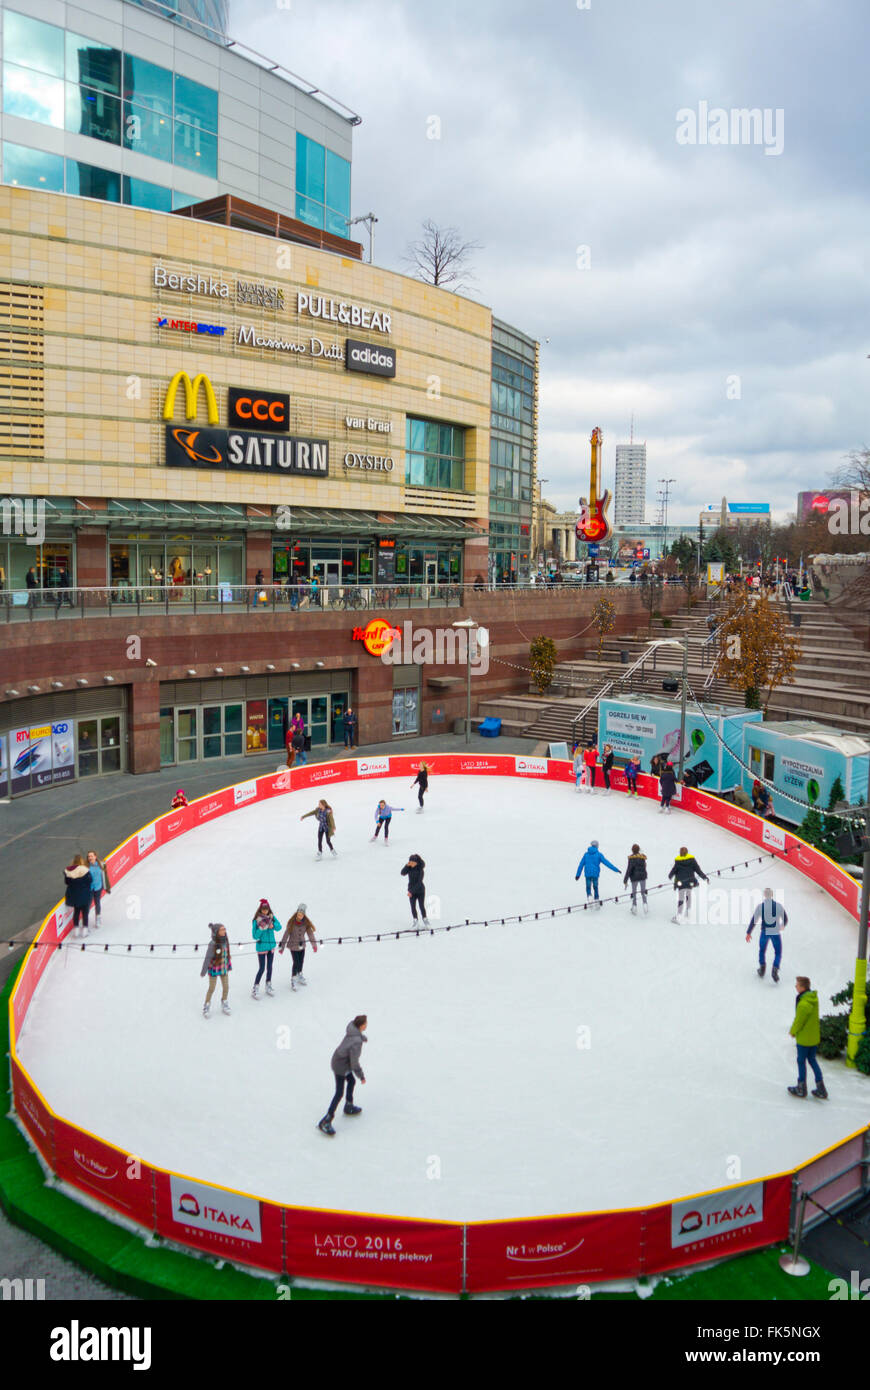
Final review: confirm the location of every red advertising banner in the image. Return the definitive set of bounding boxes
[285,1207,462,1293]
[642,1176,792,1276]
[10,908,63,1041]
[53,1118,155,1230]
[290,762,356,794]
[105,836,142,887]
[11,1058,55,1169]
[466,1209,644,1292]
[191,787,236,826]
[153,1169,284,1274]
[159,805,195,842]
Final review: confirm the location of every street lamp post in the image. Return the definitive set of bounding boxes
[452,618,488,744]
[645,636,690,782]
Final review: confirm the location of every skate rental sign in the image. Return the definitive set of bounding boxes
[8,754,863,1295]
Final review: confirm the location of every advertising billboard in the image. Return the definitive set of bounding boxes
[9,721,75,795]
[598,699,761,791]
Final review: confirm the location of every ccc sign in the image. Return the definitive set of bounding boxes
[228,387,289,433]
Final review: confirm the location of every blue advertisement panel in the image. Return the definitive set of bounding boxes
[599,699,761,792]
[743,726,870,824]
[9,719,76,796]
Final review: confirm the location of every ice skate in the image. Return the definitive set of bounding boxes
[252,984,260,999]
[422,916,430,925]
[658,806,665,814]
[221,1000,231,1015]
[787,1083,807,1098]
[757,964,766,979]
[316,851,323,860]
[811,1084,828,1100]
[330,848,338,857]
[265,981,275,996]
[370,835,377,842]
[630,905,637,916]
[318,1117,336,1136]
[771,966,779,983]
[202,1002,210,1018]
[642,901,649,915]
[297,974,307,986]
[291,977,297,991]
[671,913,681,924]
[665,807,672,814]
[343,1104,362,1116]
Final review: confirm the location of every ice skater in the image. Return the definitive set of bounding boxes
[625,755,641,798]
[658,761,677,813]
[746,887,788,982]
[583,741,599,792]
[573,744,588,793]
[401,853,428,924]
[201,923,231,1017]
[301,799,337,858]
[251,898,281,998]
[64,854,92,937]
[788,977,827,1099]
[318,1015,368,1135]
[575,840,619,908]
[411,762,430,811]
[279,903,318,990]
[86,849,110,927]
[372,799,403,842]
[602,743,615,795]
[623,844,649,915]
[668,848,708,922]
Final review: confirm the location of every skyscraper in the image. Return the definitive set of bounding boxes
[614,443,647,526]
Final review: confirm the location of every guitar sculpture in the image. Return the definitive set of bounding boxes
[576,427,613,544]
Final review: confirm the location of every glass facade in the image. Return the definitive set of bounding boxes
[490,328,536,582]
[0,537,74,591]
[1,8,219,181]
[108,536,243,592]
[271,538,463,587]
[405,419,466,492]
[2,141,187,209]
[2,141,63,191]
[295,132,350,235]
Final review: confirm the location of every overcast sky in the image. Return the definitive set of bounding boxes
[235,0,868,525]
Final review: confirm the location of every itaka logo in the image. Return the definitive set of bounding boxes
[74,1148,118,1181]
[138,825,157,854]
[515,756,547,775]
[178,1192,200,1217]
[680,1211,703,1235]
[358,757,390,777]
[233,781,257,805]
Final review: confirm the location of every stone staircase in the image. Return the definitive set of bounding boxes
[478,594,870,747]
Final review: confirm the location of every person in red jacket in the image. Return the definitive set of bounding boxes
[583,741,599,792]
[171,789,188,809]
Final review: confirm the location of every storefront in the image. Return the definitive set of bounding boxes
[0,689,127,797]
[109,533,244,591]
[158,672,352,766]
[271,528,466,589]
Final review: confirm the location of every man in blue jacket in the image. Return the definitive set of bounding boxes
[746,887,788,982]
[575,840,619,908]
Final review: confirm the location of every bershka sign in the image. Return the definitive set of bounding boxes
[298,293,392,334]
[671,1182,764,1249]
[154,264,284,308]
[345,339,397,379]
[169,1175,262,1243]
[166,426,328,477]
[515,756,548,776]
[357,756,390,777]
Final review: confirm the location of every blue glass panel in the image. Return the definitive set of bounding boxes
[2,141,64,191]
[66,83,120,144]
[172,188,201,209]
[3,10,63,77]
[174,75,218,133]
[65,33,120,94]
[325,148,350,218]
[407,420,425,451]
[324,205,349,238]
[296,132,324,202]
[173,119,217,176]
[3,64,64,127]
[123,102,172,162]
[295,192,324,229]
[123,54,172,113]
[123,175,172,211]
[66,160,120,201]
[406,454,424,486]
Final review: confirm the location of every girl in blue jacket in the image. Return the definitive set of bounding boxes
[251,898,281,999]
[371,800,404,843]
[575,840,619,907]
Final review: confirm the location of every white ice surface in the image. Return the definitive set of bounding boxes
[17,776,870,1221]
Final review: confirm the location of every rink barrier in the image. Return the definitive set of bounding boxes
[7,754,869,1294]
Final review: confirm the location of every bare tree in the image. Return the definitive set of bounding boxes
[403,220,482,292]
[833,446,870,496]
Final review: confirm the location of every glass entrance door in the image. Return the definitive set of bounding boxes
[425,560,437,586]
[176,708,198,763]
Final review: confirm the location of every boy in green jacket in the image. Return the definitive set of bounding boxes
[788,976,828,1100]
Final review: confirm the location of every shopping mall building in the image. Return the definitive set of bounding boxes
[0,0,681,796]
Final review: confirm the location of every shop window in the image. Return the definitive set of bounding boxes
[392,688,419,737]
[101,716,122,773]
[224,704,244,756]
[66,159,120,201]
[160,708,175,766]
[78,720,99,778]
[65,33,120,94]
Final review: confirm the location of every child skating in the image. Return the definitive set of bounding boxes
[575,840,619,908]
[201,923,232,1017]
[625,755,641,797]
[278,904,318,990]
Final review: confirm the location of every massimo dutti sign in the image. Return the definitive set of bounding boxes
[166,426,328,477]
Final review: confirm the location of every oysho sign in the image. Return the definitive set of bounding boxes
[169,1175,262,1243]
[344,452,395,473]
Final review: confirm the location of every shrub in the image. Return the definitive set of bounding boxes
[855,1031,870,1076]
[818,1013,849,1060]
[529,635,558,694]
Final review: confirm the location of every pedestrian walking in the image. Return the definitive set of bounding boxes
[343,707,358,749]
[668,848,709,922]
[251,898,281,998]
[285,723,296,769]
[659,761,677,813]
[788,977,828,1099]
[278,904,318,991]
[201,923,232,1017]
[623,844,649,915]
[575,840,619,908]
[625,755,641,798]
[411,762,429,811]
[371,799,403,843]
[317,1016,368,1135]
[85,849,110,927]
[301,800,336,858]
[64,854,92,937]
[746,887,788,981]
[401,854,428,924]
[583,741,599,792]
[601,743,615,795]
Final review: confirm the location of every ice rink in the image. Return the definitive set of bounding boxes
[17,774,870,1222]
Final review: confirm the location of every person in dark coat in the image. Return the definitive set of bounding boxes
[623,844,649,915]
[201,923,232,1017]
[746,887,788,981]
[401,854,428,924]
[668,848,709,922]
[659,762,677,813]
[601,743,615,795]
[343,707,358,749]
[64,854,92,937]
[318,1016,368,1135]
[625,755,641,798]
[411,762,429,811]
[292,724,308,768]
